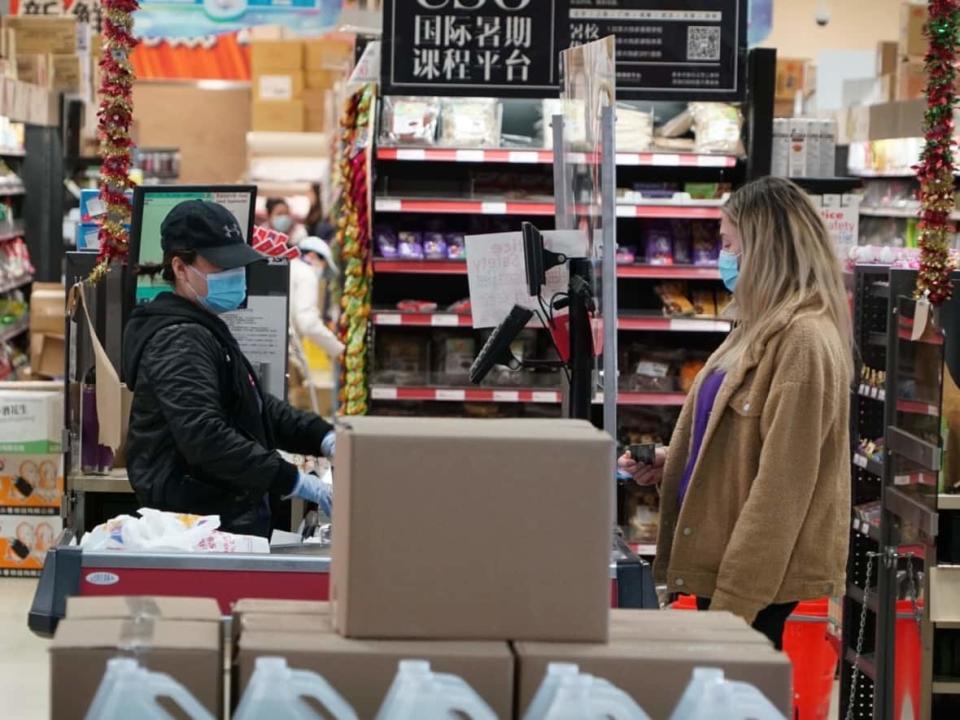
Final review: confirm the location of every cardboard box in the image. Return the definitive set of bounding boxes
[51,54,82,94]
[514,638,792,719]
[16,54,53,87]
[900,2,929,58]
[252,100,305,132]
[0,390,62,453]
[67,596,221,622]
[304,38,354,70]
[877,40,900,77]
[897,58,926,100]
[0,513,61,576]
[30,333,65,379]
[788,119,808,178]
[254,71,304,102]
[51,619,222,720]
[236,631,513,719]
[306,69,339,90]
[0,453,62,510]
[250,40,303,74]
[609,608,763,635]
[3,17,77,55]
[231,599,330,645]
[29,283,64,337]
[776,58,809,101]
[332,417,614,642]
[303,88,328,132]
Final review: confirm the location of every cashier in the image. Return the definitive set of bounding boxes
[122,200,335,537]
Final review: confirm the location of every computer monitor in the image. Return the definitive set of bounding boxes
[128,184,258,305]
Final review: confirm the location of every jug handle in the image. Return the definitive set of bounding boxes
[438,681,497,720]
[290,669,359,720]
[149,674,217,720]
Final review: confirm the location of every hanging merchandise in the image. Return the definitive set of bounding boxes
[335,84,375,416]
[90,0,139,283]
[916,0,959,305]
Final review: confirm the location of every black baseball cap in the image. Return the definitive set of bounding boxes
[160,199,264,270]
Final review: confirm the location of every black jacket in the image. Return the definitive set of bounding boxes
[122,293,333,537]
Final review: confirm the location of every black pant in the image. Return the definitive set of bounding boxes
[696,597,798,650]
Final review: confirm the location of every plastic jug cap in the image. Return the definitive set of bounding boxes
[254,657,289,674]
[692,667,725,682]
[546,663,579,677]
[105,658,138,672]
[398,660,431,675]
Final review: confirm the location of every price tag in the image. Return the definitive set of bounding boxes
[508,151,538,164]
[699,155,729,167]
[397,148,426,161]
[456,150,484,163]
[376,314,402,326]
[859,384,869,397]
[854,454,868,469]
[371,387,397,400]
[481,202,507,215]
[493,391,519,403]
[852,518,861,531]
[430,314,460,327]
[871,387,880,399]
[435,389,466,401]
[377,198,402,212]
[878,390,886,402]
[532,391,559,403]
[652,154,681,167]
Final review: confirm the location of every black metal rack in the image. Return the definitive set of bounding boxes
[842,267,960,720]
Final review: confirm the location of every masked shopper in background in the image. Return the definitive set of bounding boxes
[123,200,335,537]
[618,177,853,649]
[266,196,307,245]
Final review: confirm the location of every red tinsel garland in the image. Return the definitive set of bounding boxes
[915,0,958,304]
[90,0,140,283]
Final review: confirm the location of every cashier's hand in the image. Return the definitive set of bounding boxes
[320,431,336,461]
[617,447,667,487]
[289,471,332,510]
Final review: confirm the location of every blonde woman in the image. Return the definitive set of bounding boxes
[618,177,852,648]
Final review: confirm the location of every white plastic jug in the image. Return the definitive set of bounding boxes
[375,660,497,720]
[522,663,580,720]
[669,667,786,720]
[84,657,215,720]
[530,672,650,720]
[233,656,358,720]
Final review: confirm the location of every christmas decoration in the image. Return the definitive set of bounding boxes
[89,0,139,283]
[335,84,375,416]
[915,0,958,304]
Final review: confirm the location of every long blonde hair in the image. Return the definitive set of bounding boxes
[710,177,853,376]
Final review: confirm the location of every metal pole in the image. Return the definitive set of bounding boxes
[600,104,618,437]
[551,113,573,232]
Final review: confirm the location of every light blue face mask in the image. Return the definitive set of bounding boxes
[188,265,247,314]
[718,250,741,292]
[272,214,293,233]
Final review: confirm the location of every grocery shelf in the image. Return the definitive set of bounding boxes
[896,398,940,417]
[0,318,28,344]
[375,146,738,168]
[897,326,945,346]
[939,494,960,511]
[615,202,724,219]
[370,386,688,407]
[373,312,473,328]
[372,259,724,281]
[886,486,939,539]
[371,386,562,404]
[374,260,467,275]
[888,426,942,472]
[628,543,657,556]
[932,679,960,695]
[0,225,25,242]
[790,176,861,194]
[853,453,884,478]
[0,147,25,158]
[852,513,881,543]
[616,264,721,280]
[0,274,32,294]
[375,197,555,216]
[618,316,731,332]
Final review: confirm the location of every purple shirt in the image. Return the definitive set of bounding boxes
[678,370,725,505]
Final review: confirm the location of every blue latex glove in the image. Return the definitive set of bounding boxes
[321,431,336,460]
[289,471,333,518]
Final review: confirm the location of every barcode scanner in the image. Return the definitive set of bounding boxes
[470,305,534,385]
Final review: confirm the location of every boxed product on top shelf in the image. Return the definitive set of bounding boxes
[771,118,839,178]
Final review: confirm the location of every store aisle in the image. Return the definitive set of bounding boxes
[0,579,48,719]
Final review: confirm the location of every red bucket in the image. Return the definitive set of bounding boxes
[671,596,837,720]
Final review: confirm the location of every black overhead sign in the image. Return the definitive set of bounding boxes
[568,0,747,101]
[381,0,569,98]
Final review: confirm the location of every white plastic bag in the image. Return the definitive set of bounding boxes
[80,508,268,553]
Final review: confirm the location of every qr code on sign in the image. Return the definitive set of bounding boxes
[687,26,721,61]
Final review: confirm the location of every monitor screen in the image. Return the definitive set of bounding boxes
[129,185,257,305]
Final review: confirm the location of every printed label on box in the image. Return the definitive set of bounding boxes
[0,514,62,573]
[0,453,63,510]
[259,75,294,101]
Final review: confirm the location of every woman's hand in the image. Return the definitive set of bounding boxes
[617,447,667,486]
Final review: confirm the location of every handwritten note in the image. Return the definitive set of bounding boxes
[466,230,588,329]
[222,295,288,399]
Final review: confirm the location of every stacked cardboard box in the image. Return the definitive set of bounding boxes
[1,16,79,90]
[250,37,352,133]
[0,388,63,576]
[230,417,793,718]
[896,2,929,101]
[50,597,222,720]
[29,283,65,379]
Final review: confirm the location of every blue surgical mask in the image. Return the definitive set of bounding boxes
[272,215,293,233]
[187,265,247,314]
[718,250,741,292]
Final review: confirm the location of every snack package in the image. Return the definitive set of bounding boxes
[692,289,717,317]
[397,231,424,259]
[615,104,654,151]
[656,282,695,316]
[691,222,719,265]
[616,245,637,265]
[716,289,734,315]
[376,227,399,258]
[680,359,706,393]
[433,334,477,384]
[380,96,441,146]
[422,232,447,259]
[440,98,501,148]
[445,233,466,259]
[689,102,744,155]
[644,224,674,265]
[670,221,693,265]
